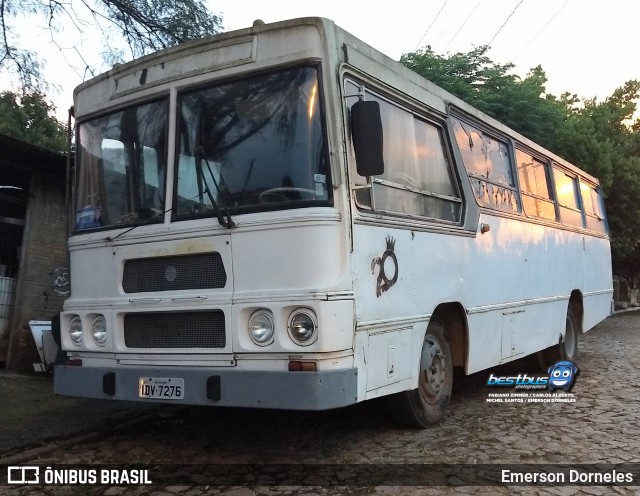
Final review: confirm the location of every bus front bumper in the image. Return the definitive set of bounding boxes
[54,365,358,411]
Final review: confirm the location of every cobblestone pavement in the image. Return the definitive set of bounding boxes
[2,313,640,496]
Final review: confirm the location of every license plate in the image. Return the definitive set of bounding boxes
[138,377,184,400]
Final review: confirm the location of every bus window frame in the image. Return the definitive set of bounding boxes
[343,76,464,227]
[442,105,610,238]
[448,111,521,215]
[552,164,585,229]
[171,62,334,221]
[580,179,608,234]
[515,146,559,223]
[72,96,170,234]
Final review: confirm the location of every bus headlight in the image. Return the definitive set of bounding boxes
[288,309,317,345]
[248,310,274,345]
[91,315,107,346]
[69,315,83,345]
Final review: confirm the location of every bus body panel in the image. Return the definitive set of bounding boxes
[351,211,612,379]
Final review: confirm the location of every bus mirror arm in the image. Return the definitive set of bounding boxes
[350,100,385,177]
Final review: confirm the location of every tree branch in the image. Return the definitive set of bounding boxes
[1,0,222,92]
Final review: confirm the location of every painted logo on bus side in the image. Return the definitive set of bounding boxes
[371,236,398,297]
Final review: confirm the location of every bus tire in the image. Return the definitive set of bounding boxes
[387,318,453,428]
[540,306,579,367]
[559,307,579,361]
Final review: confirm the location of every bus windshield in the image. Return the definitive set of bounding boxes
[74,101,168,231]
[72,66,330,233]
[174,65,330,219]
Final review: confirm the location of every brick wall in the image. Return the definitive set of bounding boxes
[7,169,68,371]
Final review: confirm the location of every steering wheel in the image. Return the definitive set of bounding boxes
[259,187,317,203]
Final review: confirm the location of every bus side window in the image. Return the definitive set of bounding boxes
[451,118,519,213]
[346,81,462,222]
[553,166,584,228]
[580,181,607,234]
[516,149,557,221]
[371,93,461,222]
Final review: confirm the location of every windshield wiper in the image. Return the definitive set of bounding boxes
[195,146,236,229]
[104,208,165,242]
[104,148,236,242]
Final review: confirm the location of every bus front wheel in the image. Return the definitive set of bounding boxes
[387,318,453,428]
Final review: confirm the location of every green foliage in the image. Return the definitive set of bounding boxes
[0,91,67,152]
[400,46,510,103]
[401,46,640,277]
[401,47,565,146]
[550,109,614,190]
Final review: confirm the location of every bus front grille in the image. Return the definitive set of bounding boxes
[122,253,227,293]
[124,311,226,348]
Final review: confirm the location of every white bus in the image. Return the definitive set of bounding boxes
[55,17,613,427]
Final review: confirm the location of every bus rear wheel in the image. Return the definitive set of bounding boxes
[387,318,453,428]
[538,306,579,369]
[559,307,579,360]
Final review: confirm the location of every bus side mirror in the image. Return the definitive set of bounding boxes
[350,100,384,177]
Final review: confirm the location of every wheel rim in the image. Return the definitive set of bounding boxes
[564,315,576,359]
[418,333,447,404]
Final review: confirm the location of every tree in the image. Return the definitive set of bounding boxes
[400,46,565,146]
[0,91,67,152]
[0,0,222,92]
[583,82,640,279]
[400,45,505,103]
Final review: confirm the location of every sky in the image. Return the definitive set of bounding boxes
[1,0,639,120]
[214,0,639,99]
